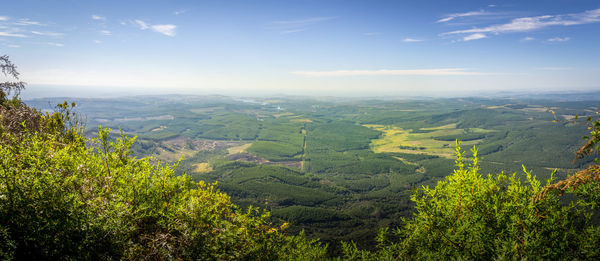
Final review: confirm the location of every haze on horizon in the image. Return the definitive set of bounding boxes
[2,0,600,98]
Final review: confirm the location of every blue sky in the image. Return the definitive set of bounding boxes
[2,0,600,97]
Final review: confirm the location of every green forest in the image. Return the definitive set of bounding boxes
[3,55,600,259]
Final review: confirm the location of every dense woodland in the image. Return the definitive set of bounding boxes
[3,55,600,259]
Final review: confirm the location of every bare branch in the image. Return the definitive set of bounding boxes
[0,55,26,96]
[0,55,20,79]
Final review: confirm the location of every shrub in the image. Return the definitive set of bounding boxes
[0,111,326,260]
[342,143,600,260]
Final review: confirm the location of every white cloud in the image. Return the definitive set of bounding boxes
[7,44,20,48]
[47,42,64,47]
[521,36,535,41]
[438,10,488,23]
[442,8,600,36]
[100,30,112,36]
[93,40,101,44]
[0,31,27,37]
[403,38,423,42]
[91,15,105,21]
[281,28,306,34]
[364,32,381,36]
[133,20,177,36]
[0,16,9,21]
[151,24,176,36]
[174,9,188,15]
[292,68,482,77]
[134,19,149,30]
[547,37,570,42]
[14,19,44,26]
[31,31,64,37]
[463,33,487,41]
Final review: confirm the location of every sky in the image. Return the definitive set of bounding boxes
[1,0,600,98]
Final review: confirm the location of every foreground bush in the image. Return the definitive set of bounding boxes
[0,109,326,260]
[342,144,600,260]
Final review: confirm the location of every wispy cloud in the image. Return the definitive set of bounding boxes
[7,44,20,48]
[364,32,381,36]
[14,19,44,26]
[269,16,336,34]
[100,30,112,36]
[521,36,535,42]
[31,30,64,37]
[463,33,487,41]
[91,15,105,21]
[0,16,9,21]
[151,24,176,36]
[292,68,482,77]
[442,8,600,40]
[547,37,570,42]
[402,38,423,42]
[93,40,101,44]
[174,9,188,15]
[132,19,176,36]
[0,31,27,37]
[134,19,149,30]
[438,10,488,23]
[280,28,306,34]
[47,42,64,47]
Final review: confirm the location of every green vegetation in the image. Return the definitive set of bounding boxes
[366,124,491,158]
[6,91,600,259]
[0,125,326,259]
[247,141,303,161]
[26,94,599,254]
[0,57,327,260]
[13,52,600,258]
[340,144,600,260]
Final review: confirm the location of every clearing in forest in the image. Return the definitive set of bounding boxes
[227,143,252,154]
[194,163,213,173]
[365,124,493,158]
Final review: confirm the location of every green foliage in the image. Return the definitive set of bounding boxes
[273,206,350,224]
[196,163,335,207]
[0,117,327,260]
[306,122,379,152]
[347,143,600,260]
[247,141,303,161]
[577,111,600,162]
[433,132,486,141]
[23,93,600,256]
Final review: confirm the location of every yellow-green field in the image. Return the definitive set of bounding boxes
[273,112,295,118]
[291,118,312,123]
[227,143,252,154]
[154,147,197,162]
[194,162,213,173]
[151,125,167,132]
[365,124,493,158]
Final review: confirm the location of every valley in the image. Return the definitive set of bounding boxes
[27,94,599,253]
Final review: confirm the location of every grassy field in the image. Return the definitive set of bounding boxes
[365,124,493,158]
[194,162,213,173]
[228,143,251,154]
